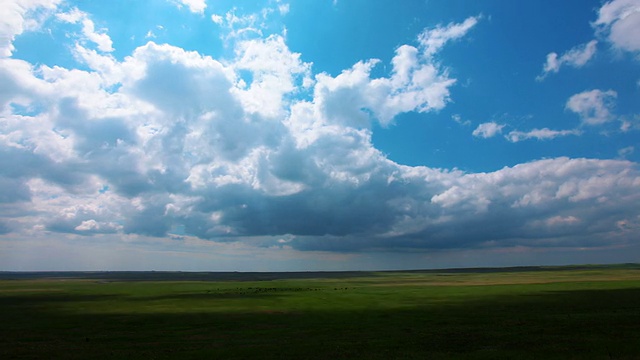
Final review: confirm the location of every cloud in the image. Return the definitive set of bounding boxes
[472,122,504,138]
[566,89,617,125]
[74,219,122,232]
[1,7,640,258]
[231,34,312,118]
[212,7,265,41]
[594,0,640,53]
[312,15,481,128]
[172,0,206,14]
[278,3,290,15]
[56,7,114,52]
[210,3,289,41]
[418,16,480,57]
[538,40,598,80]
[451,114,471,126]
[0,0,62,57]
[506,128,581,142]
[314,55,457,127]
[211,14,223,25]
[618,146,634,158]
[538,0,640,81]
[293,157,640,252]
[620,114,640,131]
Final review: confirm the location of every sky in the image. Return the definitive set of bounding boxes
[1,0,639,271]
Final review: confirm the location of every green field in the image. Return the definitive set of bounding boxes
[2,265,640,359]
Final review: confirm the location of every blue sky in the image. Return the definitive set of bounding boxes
[1,0,639,271]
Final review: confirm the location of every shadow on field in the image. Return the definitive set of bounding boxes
[1,287,639,359]
[0,293,123,308]
[134,292,282,301]
[137,287,326,302]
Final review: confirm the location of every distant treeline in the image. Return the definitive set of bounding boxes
[1,263,638,281]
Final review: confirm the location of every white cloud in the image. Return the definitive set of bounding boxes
[74,219,122,233]
[620,114,640,131]
[56,8,114,52]
[594,0,640,53]
[538,0,640,82]
[545,215,580,226]
[559,40,598,66]
[451,114,471,126]
[538,40,598,80]
[81,19,113,52]
[418,16,480,57]
[0,0,62,57]
[55,6,82,23]
[211,4,291,42]
[506,128,581,142]
[472,122,504,138]
[211,14,223,24]
[173,0,207,14]
[212,7,285,42]
[278,3,290,15]
[566,89,617,125]
[314,54,457,127]
[310,17,480,128]
[231,34,312,118]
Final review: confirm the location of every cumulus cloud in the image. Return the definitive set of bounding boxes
[472,122,504,138]
[594,0,640,54]
[231,34,312,118]
[312,15,481,128]
[538,40,598,80]
[0,0,62,57]
[1,7,640,257]
[566,89,617,125]
[506,128,582,142]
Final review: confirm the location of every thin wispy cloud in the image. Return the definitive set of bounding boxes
[472,122,505,138]
[506,128,582,142]
[538,40,597,80]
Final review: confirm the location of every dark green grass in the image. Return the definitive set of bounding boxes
[2,266,640,359]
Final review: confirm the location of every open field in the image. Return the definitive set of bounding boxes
[2,264,640,359]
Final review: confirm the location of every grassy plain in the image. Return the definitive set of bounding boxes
[1,265,640,359]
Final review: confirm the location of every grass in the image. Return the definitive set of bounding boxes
[1,265,640,359]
